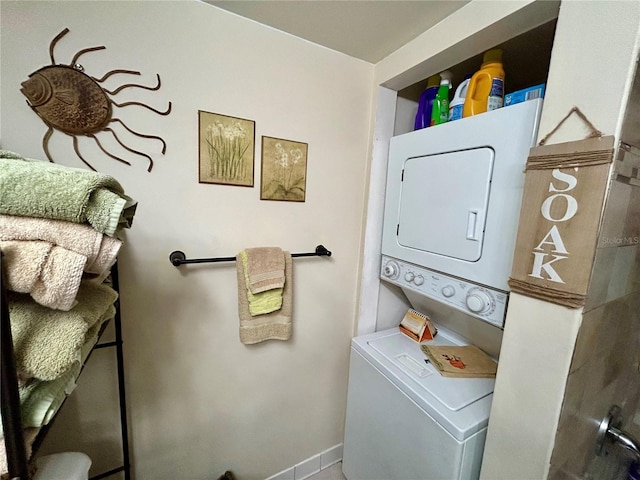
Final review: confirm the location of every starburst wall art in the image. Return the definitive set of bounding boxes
[198,110,255,187]
[21,27,171,172]
[260,136,308,202]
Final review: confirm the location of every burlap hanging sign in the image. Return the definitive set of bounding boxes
[508,108,614,308]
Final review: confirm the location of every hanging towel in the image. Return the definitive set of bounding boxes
[239,250,283,315]
[1,240,86,311]
[244,247,285,294]
[0,151,137,236]
[237,252,293,344]
[8,281,118,380]
[0,214,122,275]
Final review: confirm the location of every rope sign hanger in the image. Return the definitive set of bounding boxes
[538,106,603,146]
[525,106,613,172]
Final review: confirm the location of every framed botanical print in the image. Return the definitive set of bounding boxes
[199,110,255,187]
[260,136,308,202]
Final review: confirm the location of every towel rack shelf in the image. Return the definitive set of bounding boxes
[1,258,131,480]
[169,244,332,266]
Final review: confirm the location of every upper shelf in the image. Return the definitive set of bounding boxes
[398,19,558,103]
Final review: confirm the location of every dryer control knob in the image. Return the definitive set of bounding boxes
[404,272,415,282]
[466,290,492,313]
[383,261,399,279]
[442,285,456,297]
[414,275,424,286]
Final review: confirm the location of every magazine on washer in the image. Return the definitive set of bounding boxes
[421,345,497,378]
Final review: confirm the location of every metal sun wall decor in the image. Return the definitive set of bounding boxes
[20,27,172,172]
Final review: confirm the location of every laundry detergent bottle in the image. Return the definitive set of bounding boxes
[414,74,440,130]
[430,78,450,126]
[449,75,471,121]
[463,49,505,117]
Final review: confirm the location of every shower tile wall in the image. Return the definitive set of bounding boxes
[548,151,640,479]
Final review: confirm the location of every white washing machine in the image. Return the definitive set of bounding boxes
[342,328,495,480]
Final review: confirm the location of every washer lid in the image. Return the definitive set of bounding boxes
[367,331,495,411]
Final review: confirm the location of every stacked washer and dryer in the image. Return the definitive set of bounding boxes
[342,99,544,479]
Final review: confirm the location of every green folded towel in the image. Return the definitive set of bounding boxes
[18,304,115,428]
[0,151,137,236]
[19,361,81,428]
[8,281,118,380]
[239,250,283,315]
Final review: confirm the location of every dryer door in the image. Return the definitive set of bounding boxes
[398,148,494,262]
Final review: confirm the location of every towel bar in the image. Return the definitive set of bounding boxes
[169,245,332,266]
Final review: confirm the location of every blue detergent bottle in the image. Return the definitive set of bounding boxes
[414,74,440,130]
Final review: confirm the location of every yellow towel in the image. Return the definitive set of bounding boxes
[239,250,283,316]
[236,252,293,344]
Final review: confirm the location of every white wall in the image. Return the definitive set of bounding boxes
[0,2,374,479]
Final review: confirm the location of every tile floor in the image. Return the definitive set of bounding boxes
[307,462,346,480]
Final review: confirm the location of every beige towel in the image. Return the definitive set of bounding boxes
[238,251,283,315]
[237,252,292,344]
[1,240,86,311]
[0,214,122,275]
[245,247,285,294]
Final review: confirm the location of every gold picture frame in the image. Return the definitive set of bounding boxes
[198,110,255,186]
[260,136,308,202]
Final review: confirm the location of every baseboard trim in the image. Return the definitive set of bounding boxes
[265,444,343,480]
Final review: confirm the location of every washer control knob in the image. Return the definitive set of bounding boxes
[404,271,415,282]
[466,290,492,313]
[414,275,424,286]
[442,285,456,297]
[383,261,399,279]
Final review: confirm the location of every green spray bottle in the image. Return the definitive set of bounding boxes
[430,78,451,126]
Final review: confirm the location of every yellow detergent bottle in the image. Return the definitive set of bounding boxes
[463,49,505,117]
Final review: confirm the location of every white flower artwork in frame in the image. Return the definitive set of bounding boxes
[198,110,255,187]
[260,136,308,202]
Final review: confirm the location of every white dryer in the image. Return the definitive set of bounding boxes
[342,328,494,480]
[381,99,543,327]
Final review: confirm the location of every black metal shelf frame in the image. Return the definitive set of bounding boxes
[1,257,131,480]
